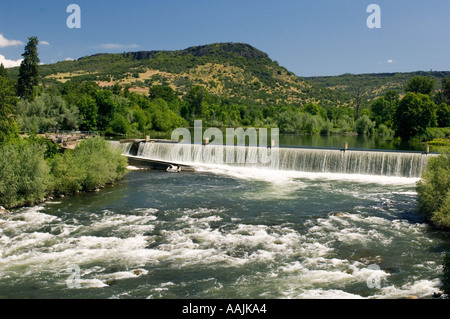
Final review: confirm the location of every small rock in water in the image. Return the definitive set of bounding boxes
[433,292,443,299]
[332,212,345,217]
[133,270,142,276]
[0,206,8,215]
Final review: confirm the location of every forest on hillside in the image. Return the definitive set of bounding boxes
[1,39,450,145]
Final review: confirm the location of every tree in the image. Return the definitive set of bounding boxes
[356,115,375,135]
[0,63,7,78]
[394,92,437,140]
[301,102,327,119]
[370,91,399,127]
[108,113,130,135]
[352,83,367,119]
[149,85,177,103]
[0,77,19,143]
[95,90,119,130]
[15,94,79,133]
[442,77,450,105]
[17,37,40,100]
[405,76,434,95]
[182,85,208,120]
[436,103,450,128]
[78,94,98,131]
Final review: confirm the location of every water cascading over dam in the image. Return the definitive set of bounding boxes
[117,141,435,178]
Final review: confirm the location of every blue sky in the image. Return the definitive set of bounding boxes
[0,0,449,76]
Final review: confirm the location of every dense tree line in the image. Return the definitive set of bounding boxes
[370,76,450,141]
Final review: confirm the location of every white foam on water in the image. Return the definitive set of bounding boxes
[134,208,159,214]
[158,211,309,267]
[127,165,147,171]
[194,163,419,186]
[292,289,364,299]
[305,212,433,249]
[1,206,61,235]
[277,256,391,291]
[372,279,442,299]
[78,279,109,289]
[0,205,169,283]
[0,195,443,299]
[98,269,148,281]
[85,213,157,237]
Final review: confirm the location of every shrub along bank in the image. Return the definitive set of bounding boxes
[417,148,450,229]
[0,137,128,209]
[416,148,450,296]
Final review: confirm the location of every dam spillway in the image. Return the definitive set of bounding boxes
[114,141,436,178]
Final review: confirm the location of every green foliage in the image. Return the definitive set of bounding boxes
[50,137,128,195]
[336,114,355,133]
[0,141,50,208]
[78,94,98,131]
[0,63,7,78]
[301,103,327,119]
[394,93,437,141]
[370,91,399,128]
[417,149,450,229]
[442,78,450,105]
[436,103,450,128]
[356,115,375,135]
[423,127,450,141]
[377,124,394,136]
[149,85,178,104]
[307,71,450,103]
[107,113,131,135]
[23,134,61,159]
[182,85,209,120]
[8,42,449,140]
[17,37,40,100]
[15,94,79,133]
[151,98,187,131]
[405,76,435,95]
[0,77,19,143]
[0,137,128,208]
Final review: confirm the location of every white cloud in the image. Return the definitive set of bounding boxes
[0,54,23,68]
[40,40,50,45]
[64,57,75,61]
[387,59,393,63]
[98,43,140,50]
[0,34,24,48]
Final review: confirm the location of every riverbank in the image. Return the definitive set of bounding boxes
[0,137,129,210]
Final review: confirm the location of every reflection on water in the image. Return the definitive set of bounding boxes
[278,134,426,152]
[125,132,429,152]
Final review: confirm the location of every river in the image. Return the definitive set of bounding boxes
[0,146,449,298]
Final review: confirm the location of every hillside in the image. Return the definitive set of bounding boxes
[6,41,449,138]
[9,42,352,109]
[306,71,450,103]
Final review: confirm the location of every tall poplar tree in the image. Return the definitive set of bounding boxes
[0,63,7,78]
[0,76,19,143]
[17,36,40,100]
